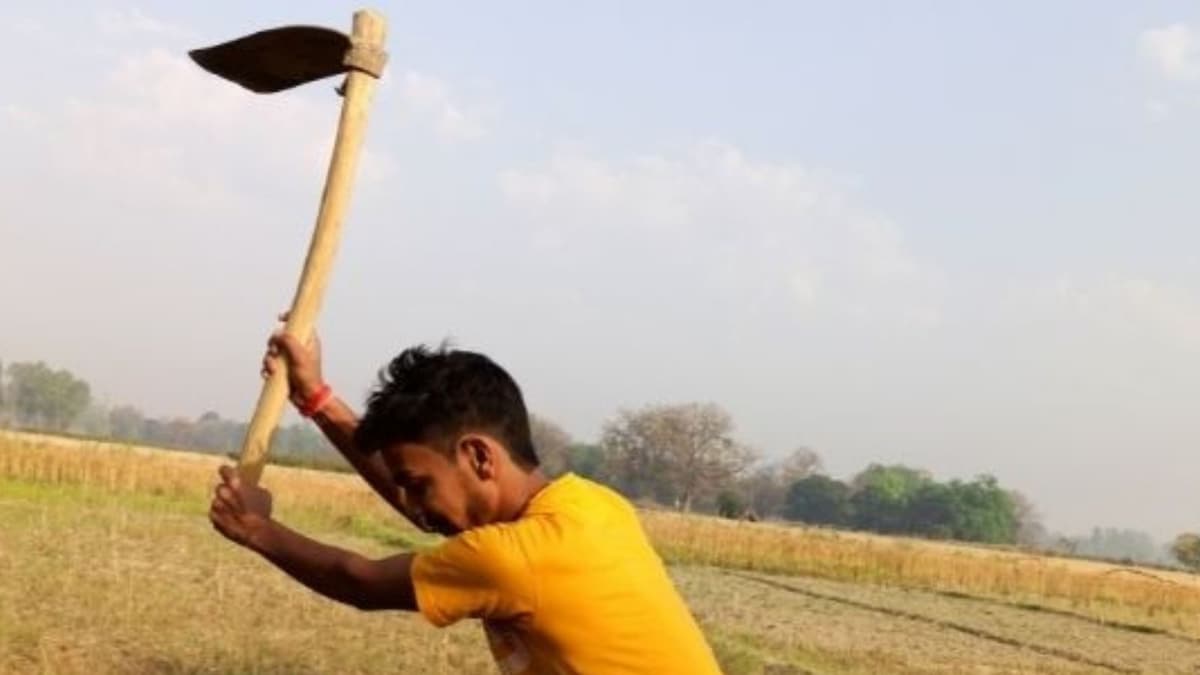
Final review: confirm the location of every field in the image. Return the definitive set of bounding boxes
[4,430,1200,674]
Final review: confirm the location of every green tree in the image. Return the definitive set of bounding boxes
[945,475,1017,544]
[716,490,745,519]
[906,482,961,539]
[6,361,91,431]
[849,464,931,533]
[563,443,605,480]
[784,475,851,526]
[1172,533,1200,570]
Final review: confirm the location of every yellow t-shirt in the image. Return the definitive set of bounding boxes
[411,473,721,675]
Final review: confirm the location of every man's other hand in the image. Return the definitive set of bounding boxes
[210,465,274,548]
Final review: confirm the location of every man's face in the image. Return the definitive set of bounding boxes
[380,438,499,536]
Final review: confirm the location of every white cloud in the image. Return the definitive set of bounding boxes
[397,71,488,142]
[500,141,940,324]
[1139,23,1200,81]
[7,47,403,211]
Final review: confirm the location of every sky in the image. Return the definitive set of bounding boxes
[2,2,1198,539]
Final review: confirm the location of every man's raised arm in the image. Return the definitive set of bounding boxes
[264,329,418,526]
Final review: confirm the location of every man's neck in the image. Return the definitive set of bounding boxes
[500,468,551,521]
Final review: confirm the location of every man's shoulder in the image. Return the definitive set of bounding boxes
[527,473,634,516]
[427,475,641,566]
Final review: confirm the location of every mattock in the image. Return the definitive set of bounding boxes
[189,10,388,485]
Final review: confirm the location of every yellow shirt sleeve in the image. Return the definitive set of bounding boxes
[410,524,536,628]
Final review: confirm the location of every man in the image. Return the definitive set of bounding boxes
[208,326,721,674]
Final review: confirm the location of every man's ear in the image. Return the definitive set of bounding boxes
[459,434,499,480]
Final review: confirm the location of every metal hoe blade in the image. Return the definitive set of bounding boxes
[189,25,352,93]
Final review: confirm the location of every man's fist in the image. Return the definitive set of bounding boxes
[261,312,324,407]
[209,465,274,548]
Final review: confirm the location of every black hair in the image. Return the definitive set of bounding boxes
[353,344,539,468]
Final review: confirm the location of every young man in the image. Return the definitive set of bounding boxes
[209,330,721,674]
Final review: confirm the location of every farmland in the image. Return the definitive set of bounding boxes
[3,429,1200,674]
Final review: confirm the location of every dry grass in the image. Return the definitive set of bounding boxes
[6,429,1200,636]
[5,429,1200,673]
[643,511,1200,637]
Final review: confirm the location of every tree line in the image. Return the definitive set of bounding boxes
[532,404,1022,545]
[0,359,339,469]
[3,358,1191,562]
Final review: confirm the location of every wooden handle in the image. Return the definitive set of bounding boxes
[238,10,387,485]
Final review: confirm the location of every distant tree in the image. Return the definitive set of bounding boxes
[849,464,931,533]
[601,403,755,511]
[271,422,334,461]
[75,403,112,437]
[1067,527,1166,565]
[1172,533,1200,570]
[529,414,572,476]
[906,482,960,539]
[6,361,91,430]
[740,447,824,519]
[1009,490,1048,548]
[716,490,745,519]
[563,443,605,480]
[778,447,822,484]
[943,475,1017,544]
[784,474,851,526]
[108,405,146,441]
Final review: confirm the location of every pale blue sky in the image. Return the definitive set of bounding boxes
[2,2,1199,538]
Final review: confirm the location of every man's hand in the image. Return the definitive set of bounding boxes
[209,462,417,612]
[262,312,325,407]
[210,465,274,548]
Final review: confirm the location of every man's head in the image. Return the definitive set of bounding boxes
[354,345,540,536]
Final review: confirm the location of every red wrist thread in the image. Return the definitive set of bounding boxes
[299,384,333,418]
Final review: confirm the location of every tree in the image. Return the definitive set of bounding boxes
[849,464,931,533]
[1172,533,1200,570]
[6,361,91,430]
[602,408,684,505]
[1068,527,1165,565]
[529,414,572,476]
[75,403,112,437]
[740,447,824,519]
[601,403,755,511]
[784,475,851,526]
[716,490,745,519]
[563,443,605,480]
[108,405,146,441]
[906,482,961,539]
[741,465,785,519]
[942,475,1018,544]
[1009,490,1048,548]
[778,447,822,484]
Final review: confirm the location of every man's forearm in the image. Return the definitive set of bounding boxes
[247,517,415,612]
[310,397,408,516]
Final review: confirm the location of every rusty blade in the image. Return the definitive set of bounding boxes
[189,25,351,93]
